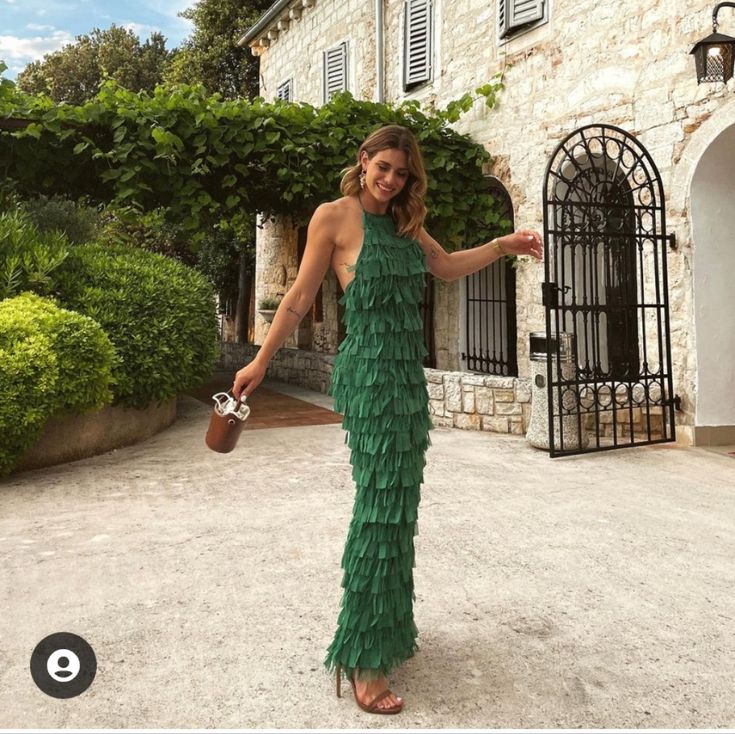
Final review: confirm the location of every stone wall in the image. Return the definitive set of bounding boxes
[219,341,334,395]
[253,0,375,103]
[433,277,461,371]
[14,398,178,474]
[219,342,531,433]
[425,368,532,433]
[245,0,735,436]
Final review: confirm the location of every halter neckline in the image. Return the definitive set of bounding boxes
[358,194,392,217]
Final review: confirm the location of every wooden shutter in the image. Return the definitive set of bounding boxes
[323,42,348,102]
[404,0,432,88]
[276,78,292,101]
[500,0,545,39]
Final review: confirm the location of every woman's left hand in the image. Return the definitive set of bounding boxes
[496,229,544,260]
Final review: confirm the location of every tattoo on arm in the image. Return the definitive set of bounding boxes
[343,262,356,273]
[286,306,301,319]
[430,247,439,259]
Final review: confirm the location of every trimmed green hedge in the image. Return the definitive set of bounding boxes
[56,242,219,408]
[0,292,116,475]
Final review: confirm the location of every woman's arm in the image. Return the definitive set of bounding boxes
[417,226,544,282]
[232,204,335,399]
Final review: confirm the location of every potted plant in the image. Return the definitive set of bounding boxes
[257,296,281,323]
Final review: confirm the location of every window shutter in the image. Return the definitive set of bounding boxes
[323,42,348,102]
[276,78,292,101]
[499,0,509,38]
[500,0,545,39]
[404,0,432,88]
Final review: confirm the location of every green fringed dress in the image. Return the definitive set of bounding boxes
[323,205,433,682]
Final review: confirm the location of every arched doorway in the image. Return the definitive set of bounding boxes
[690,123,735,443]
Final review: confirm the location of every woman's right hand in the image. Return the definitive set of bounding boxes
[232,359,266,401]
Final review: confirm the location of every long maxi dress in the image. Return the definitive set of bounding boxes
[323,203,434,681]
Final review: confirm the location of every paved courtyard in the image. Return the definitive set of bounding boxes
[0,378,733,729]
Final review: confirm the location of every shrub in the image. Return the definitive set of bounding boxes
[0,211,70,299]
[0,292,116,476]
[22,194,100,245]
[98,206,198,266]
[19,293,118,413]
[56,243,219,408]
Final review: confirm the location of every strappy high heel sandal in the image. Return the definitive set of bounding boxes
[335,664,404,715]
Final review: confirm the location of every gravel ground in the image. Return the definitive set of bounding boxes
[1,381,733,729]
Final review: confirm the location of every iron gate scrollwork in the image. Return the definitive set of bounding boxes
[542,124,677,457]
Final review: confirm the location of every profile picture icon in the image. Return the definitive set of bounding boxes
[30,633,96,699]
[47,649,80,681]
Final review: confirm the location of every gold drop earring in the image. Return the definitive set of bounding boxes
[359,170,366,189]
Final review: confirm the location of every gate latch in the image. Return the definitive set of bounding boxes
[542,282,558,307]
[542,282,571,307]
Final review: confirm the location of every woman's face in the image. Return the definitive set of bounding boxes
[360,148,410,203]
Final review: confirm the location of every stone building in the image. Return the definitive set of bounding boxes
[223,0,735,451]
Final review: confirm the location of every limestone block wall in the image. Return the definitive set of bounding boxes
[425,368,532,434]
[219,342,335,394]
[219,343,531,433]
[255,0,375,105]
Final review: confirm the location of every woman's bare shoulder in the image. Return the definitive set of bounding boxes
[318,196,359,218]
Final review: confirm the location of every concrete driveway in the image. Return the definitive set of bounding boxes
[1,379,734,729]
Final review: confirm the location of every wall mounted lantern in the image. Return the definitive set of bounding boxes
[690,2,735,83]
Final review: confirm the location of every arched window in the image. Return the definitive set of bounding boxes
[460,177,518,376]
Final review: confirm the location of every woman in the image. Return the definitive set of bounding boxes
[232,124,543,714]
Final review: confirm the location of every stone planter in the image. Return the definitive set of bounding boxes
[13,398,178,474]
[258,309,277,323]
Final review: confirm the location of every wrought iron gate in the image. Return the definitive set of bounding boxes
[542,124,678,457]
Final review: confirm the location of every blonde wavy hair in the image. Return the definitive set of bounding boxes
[340,124,428,240]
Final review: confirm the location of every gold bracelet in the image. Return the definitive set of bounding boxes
[492,239,506,256]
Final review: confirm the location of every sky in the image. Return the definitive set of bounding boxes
[0,0,195,80]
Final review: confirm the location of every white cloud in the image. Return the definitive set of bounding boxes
[26,23,55,31]
[0,31,74,62]
[124,22,160,38]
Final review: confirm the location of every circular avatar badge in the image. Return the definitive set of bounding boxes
[30,632,97,698]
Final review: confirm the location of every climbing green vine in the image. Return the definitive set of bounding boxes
[0,61,511,250]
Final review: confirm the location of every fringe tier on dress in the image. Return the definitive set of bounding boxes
[323,209,433,682]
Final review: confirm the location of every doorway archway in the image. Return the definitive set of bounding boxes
[690,123,735,443]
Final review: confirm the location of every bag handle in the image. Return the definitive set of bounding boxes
[212,391,247,414]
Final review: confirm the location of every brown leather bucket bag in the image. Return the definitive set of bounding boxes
[205,392,251,453]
